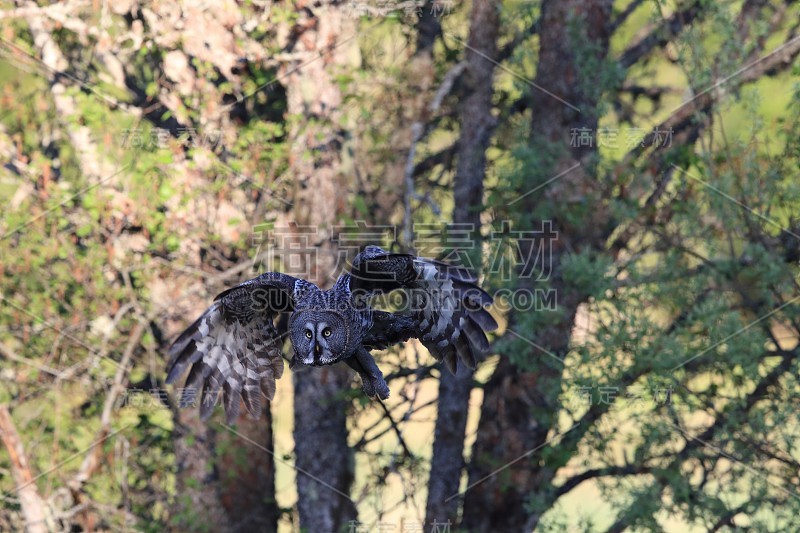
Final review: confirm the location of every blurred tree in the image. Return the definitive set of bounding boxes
[457,1,800,531]
[424,0,501,525]
[463,1,616,529]
[282,2,360,531]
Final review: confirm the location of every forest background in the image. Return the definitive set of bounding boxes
[1,0,800,531]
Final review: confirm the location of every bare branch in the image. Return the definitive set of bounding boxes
[555,464,654,498]
[610,0,648,34]
[403,61,467,246]
[69,321,144,494]
[0,341,60,377]
[619,1,704,69]
[0,404,52,533]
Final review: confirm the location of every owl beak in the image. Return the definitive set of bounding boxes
[314,343,322,358]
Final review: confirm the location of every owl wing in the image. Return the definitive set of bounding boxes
[350,246,498,372]
[165,272,307,423]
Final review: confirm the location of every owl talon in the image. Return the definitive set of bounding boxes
[372,377,390,400]
[358,374,390,400]
[360,376,377,397]
[346,348,390,400]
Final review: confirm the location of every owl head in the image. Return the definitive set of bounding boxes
[289,309,352,366]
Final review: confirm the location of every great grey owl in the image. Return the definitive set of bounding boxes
[165,245,497,423]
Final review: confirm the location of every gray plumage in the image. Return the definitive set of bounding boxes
[165,246,498,423]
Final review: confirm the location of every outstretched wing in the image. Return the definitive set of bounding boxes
[165,272,308,423]
[350,245,497,372]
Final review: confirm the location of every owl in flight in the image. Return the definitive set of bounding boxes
[165,245,497,423]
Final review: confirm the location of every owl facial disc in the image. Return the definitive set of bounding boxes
[289,309,351,366]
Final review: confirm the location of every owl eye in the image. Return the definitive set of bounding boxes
[322,327,332,337]
[305,329,312,339]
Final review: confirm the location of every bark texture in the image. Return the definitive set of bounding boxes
[424,0,500,525]
[217,406,280,531]
[285,4,359,531]
[172,416,233,533]
[461,1,614,531]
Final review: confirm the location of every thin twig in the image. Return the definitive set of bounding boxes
[69,321,144,493]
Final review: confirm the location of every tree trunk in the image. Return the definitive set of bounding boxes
[424,0,500,525]
[284,4,359,531]
[217,405,280,531]
[171,409,278,532]
[461,1,613,531]
[172,415,233,533]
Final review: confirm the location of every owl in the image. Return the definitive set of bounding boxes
[165,245,497,423]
